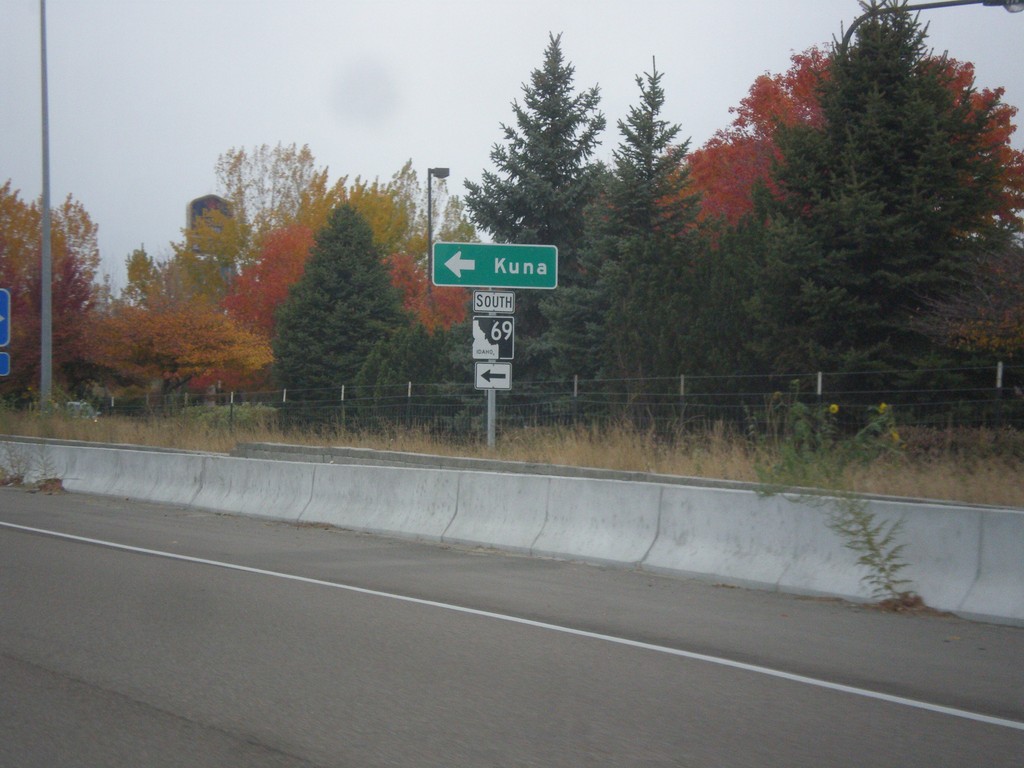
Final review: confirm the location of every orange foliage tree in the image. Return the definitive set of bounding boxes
[94,300,272,395]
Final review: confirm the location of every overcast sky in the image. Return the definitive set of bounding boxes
[3,0,1022,290]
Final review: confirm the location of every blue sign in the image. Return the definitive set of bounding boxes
[0,288,9,347]
[0,353,9,377]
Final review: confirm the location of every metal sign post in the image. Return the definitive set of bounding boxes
[487,390,496,447]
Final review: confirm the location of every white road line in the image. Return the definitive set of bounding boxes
[4,519,1023,733]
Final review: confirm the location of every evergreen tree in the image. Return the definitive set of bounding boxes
[561,62,700,395]
[541,163,613,380]
[680,218,764,379]
[273,205,405,394]
[354,324,458,400]
[750,1,1009,376]
[464,33,605,378]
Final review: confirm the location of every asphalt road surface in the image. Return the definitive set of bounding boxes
[1,486,1022,767]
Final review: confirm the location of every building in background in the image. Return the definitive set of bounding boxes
[187,194,232,233]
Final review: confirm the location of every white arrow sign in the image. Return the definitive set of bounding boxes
[475,362,511,390]
[444,250,476,278]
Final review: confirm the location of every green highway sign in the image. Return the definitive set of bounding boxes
[432,242,558,289]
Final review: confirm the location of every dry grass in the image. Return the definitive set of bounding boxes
[2,410,1021,509]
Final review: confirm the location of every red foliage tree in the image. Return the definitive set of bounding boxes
[688,48,1023,229]
[385,251,467,332]
[0,182,104,399]
[222,224,314,338]
[687,48,828,226]
[943,59,1024,227]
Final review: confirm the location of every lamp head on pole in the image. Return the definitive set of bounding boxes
[982,0,1024,10]
[843,0,1023,50]
[426,166,450,298]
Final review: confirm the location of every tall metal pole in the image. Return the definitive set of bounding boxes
[39,0,53,406]
[426,172,433,298]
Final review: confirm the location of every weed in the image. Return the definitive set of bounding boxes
[0,442,59,491]
[755,392,916,603]
[0,444,29,486]
[828,496,911,601]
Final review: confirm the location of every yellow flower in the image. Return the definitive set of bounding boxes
[828,403,839,414]
[878,403,889,414]
[890,430,901,443]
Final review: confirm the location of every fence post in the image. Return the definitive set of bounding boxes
[407,381,413,429]
[573,375,579,425]
[341,385,346,429]
[679,374,685,428]
[817,371,823,405]
[282,388,287,404]
[229,391,234,431]
[996,361,1004,428]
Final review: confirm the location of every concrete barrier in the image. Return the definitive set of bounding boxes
[644,486,862,595]
[441,471,550,552]
[107,450,206,507]
[958,509,1024,623]
[533,477,661,565]
[303,463,459,540]
[893,499,983,612]
[3,436,1021,626]
[53,445,121,497]
[645,487,996,608]
[1,438,210,504]
[189,455,315,521]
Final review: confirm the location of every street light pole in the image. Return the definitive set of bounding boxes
[39,0,53,406]
[425,166,449,297]
[842,0,1023,49]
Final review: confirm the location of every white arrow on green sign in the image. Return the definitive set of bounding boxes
[432,242,558,289]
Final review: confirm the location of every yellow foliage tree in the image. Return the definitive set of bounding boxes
[171,143,348,303]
